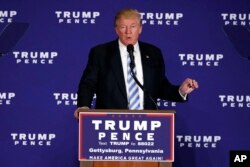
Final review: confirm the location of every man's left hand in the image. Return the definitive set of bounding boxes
[179,78,199,96]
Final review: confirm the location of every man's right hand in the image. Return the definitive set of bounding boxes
[74,106,89,119]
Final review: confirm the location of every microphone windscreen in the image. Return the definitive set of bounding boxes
[127,44,134,53]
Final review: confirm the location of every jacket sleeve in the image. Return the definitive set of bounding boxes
[158,50,187,102]
[77,48,98,108]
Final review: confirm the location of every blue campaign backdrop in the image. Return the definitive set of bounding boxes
[0,0,250,167]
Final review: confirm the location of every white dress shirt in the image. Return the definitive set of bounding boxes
[118,40,144,110]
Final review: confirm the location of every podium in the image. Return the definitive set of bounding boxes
[78,109,175,167]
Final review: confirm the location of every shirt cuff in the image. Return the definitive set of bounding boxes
[179,89,187,101]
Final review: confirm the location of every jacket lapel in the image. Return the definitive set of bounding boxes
[139,42,150,92]
[110,41,128,101]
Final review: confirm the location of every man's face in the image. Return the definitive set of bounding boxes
[115,17,142,46]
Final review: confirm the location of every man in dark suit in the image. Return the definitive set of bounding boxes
[74,8,198,118]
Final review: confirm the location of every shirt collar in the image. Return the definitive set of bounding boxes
[118,40,139,56]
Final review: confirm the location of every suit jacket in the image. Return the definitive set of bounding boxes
[77,40,185,109]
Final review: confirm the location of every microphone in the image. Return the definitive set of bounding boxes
[126,44,158,110]
[127,44,135,69]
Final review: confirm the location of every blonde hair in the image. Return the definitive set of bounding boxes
[114,8,141,27]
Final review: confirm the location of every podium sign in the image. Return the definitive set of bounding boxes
[79,110,174,162]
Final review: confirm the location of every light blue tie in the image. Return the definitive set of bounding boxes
[127,54,140,110]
